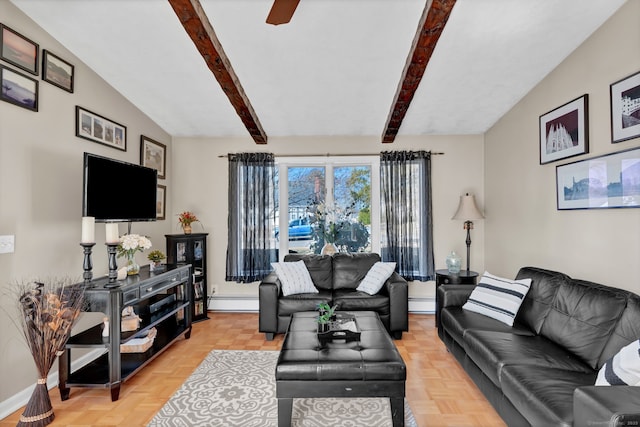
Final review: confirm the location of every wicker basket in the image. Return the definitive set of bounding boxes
[120,328,157,353]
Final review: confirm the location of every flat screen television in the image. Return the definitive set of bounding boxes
[83,152,158,222]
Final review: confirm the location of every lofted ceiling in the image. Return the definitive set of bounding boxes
[10,0,627,143]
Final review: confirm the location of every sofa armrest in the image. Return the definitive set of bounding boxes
[438,284,474,308]
[574,386,640,427]
[258,272,281,336]
[383,272,409,334]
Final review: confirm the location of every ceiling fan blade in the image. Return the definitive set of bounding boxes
[266,0,301,25]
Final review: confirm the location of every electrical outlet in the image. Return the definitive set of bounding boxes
[0,235,15,254]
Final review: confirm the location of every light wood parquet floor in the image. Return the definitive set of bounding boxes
[1,313,506,427]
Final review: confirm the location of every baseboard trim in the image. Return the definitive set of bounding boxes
[0,348,105,420]
[208,295,435,314]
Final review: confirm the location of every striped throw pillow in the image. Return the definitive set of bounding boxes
[596,339,640,386]
[462,271,532,326]
[356,262,396,295]
[272,260,318,296]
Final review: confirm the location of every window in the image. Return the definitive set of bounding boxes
[276,156,379,258]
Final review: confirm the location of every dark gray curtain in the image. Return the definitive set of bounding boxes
[380,151,435,281]
[226,153,278,282]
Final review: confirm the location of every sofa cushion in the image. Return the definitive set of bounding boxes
[597,293,640,368]
[333,289,390,315]
[277,290,332,316]
[356,261,396,295]
[539,278,628,370]
[514,267,565,333]
[464,330,593,388]
[272,260,318,296]
[440,306,535,349]
[462,271,531,326]
[596,339,640,386]
[284,254,333,290]
[332,252,380,290]
[501,365,597,427]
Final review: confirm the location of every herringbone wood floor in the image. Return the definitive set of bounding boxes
[1,313,505,426]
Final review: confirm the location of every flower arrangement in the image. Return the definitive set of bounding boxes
[317,302,338,325]
[14,279,84,427]
[147,250,166,263]
[178,211,199,226]
[117,234,152,259]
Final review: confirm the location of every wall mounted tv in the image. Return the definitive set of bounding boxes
[83,152,158,222]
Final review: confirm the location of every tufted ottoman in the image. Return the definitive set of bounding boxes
[276,311,406,427]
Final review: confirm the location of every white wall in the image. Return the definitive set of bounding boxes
[485,0,640,291]
[171,135,485,301]
[0,2,173,407]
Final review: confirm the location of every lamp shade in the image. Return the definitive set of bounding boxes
[452,193,484,220]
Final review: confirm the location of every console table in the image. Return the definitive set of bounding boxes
[58,264,192,401]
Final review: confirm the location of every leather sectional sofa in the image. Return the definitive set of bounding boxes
[259,252,409,340]
[438,266,640,426]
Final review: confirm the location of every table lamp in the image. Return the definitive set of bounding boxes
[452,193,484,272]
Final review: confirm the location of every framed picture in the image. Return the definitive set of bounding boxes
[75,106,126,151]
[0,24,38,75]
[140,135,166,179]
[156,184,166,220]
[42,50,74,93]
[1,64,38,111]
[610,70,640,143]
[539,95,589,164]
[556,146,640,210]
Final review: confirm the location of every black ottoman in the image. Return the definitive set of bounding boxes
[276,311,406,427]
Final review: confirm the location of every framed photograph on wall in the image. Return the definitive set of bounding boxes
[75,106,126,151]
[42,50,74,92]
[0,64,38,111]
[156,184,166,220]
[610,70,640,143]
[539,95,589,164]
[0,24,38,75]
[556,146,640,210]
[140,135,166,179]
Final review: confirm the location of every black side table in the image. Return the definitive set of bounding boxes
[435,269,478,328]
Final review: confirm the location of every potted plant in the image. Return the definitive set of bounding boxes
[317,302,338,332]
[147,250,166,272]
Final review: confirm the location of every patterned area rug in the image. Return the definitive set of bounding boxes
[148,350,417,427]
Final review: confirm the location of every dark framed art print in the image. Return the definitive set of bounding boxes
[76,106,126,151]
[610,70,640,144]
[42,50,74,92]
[0,24,38,75]
[0,64,38,111]
[540,95,589,164]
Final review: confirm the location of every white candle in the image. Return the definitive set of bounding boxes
[81,216,95,243]
[105,223,119,244]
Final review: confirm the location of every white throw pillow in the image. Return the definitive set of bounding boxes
[462,271,532,326]
[271,260,318,297]
[596,339,640,386]
[356,262,397,295]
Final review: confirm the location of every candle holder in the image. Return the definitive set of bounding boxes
[105,243,119,287]
[80,242,96,283]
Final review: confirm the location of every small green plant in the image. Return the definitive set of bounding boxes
[317,302,338,324]
[147,250,166,263]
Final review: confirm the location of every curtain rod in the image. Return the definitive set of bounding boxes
[217,151,444,158]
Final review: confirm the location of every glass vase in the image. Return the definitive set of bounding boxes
[446,251,462,274]
[126,252,140,276]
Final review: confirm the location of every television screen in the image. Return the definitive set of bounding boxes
[83,153,158,222]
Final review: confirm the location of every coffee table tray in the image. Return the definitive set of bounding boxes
[317,313,361,343]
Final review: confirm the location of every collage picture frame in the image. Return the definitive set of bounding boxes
[75,106,127,151]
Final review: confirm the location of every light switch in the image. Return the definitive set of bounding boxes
[0,235,15,254]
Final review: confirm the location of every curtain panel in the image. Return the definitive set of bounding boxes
[226,153,278,282]
[380,151,435,281]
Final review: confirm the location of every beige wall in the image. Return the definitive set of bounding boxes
[171,135,485,299]
[485,0,640,291]
[0,2,172,407]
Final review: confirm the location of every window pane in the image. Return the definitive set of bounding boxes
[284,167,325,255]
[333,166,371,253]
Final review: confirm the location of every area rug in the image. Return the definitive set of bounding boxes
[148,350,417,427]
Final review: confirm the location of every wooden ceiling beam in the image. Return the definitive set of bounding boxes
[168,0,267,144]
[381,0,457,143]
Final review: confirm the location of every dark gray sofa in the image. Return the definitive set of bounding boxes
[438,266,640,426]
[259,252,409,340]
